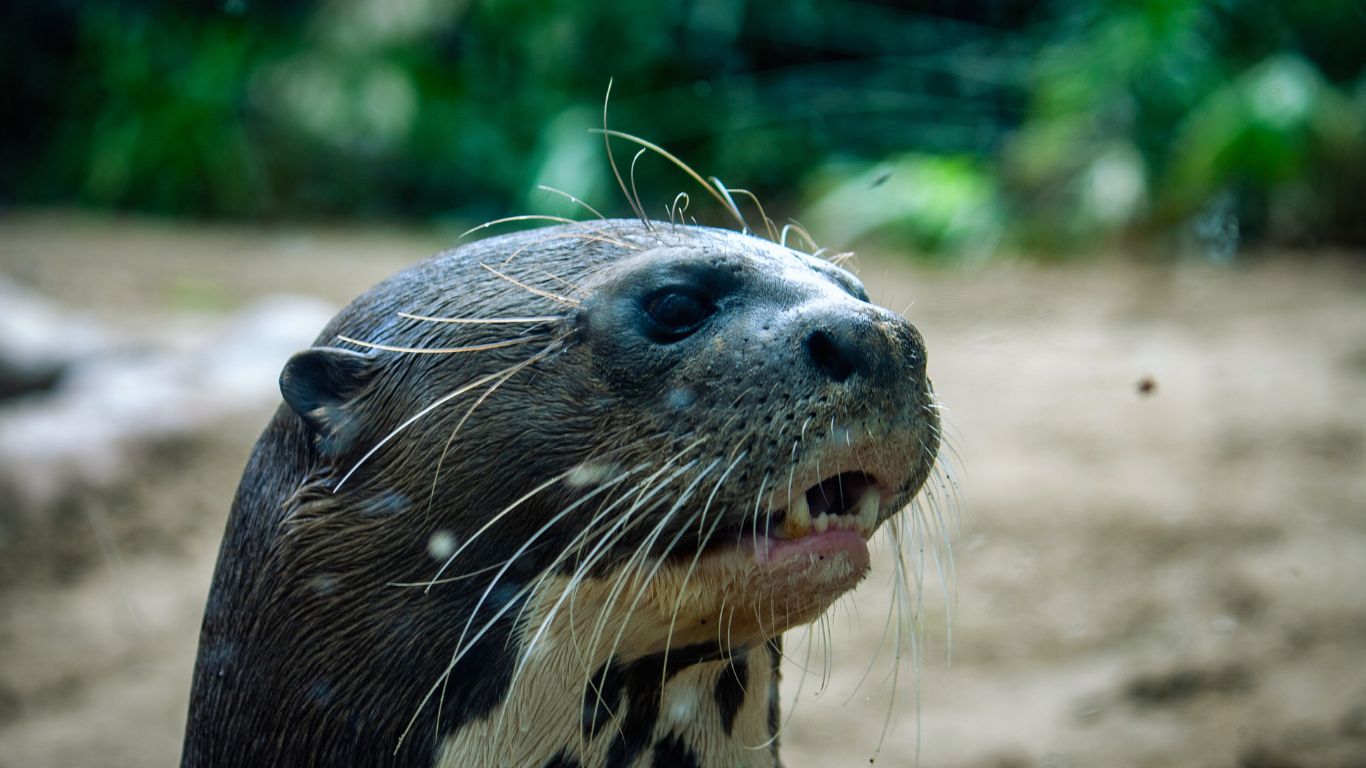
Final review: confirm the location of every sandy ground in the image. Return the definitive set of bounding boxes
[1,212,1363,767]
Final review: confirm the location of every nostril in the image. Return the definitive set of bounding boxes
[806,329,857,383]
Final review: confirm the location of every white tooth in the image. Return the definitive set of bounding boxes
[813,512,829,533]
[856,489,881,533]
[783,491,812,539]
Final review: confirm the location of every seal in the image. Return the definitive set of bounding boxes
[180,217,941,768]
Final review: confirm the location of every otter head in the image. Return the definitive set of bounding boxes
[189,219,939,767]
[561,224,938,648]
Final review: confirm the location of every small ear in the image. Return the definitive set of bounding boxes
[280,347,377,448]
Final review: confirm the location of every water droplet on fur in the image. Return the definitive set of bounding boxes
[668,687,700,723]
[567,461,621,487]
[666,387,696,410]
[427,530,457,560]
[307,574,339,595]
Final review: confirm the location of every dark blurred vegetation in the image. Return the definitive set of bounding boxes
[3,0,1364,257]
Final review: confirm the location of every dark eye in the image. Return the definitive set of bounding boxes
[643,288,713,341]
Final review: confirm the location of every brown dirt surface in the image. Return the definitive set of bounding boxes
[1,212,1363,767]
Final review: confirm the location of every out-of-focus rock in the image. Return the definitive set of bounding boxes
[0,276,109,400]
[0,293,335,522]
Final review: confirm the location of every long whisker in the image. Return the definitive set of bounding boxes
[395,459,682,753]
[386,557,505,587]
[780,221,818,253]
[509,460,703,742]
[656,450,749,693]
[425,469,573,591]
[708,177,750,234]
[592,129,746,229]
[829,251,857,267]
[335,335,543,355]
[763,618,818,749]
[397,312,562,325]
[461,214,582,238]
[532,268,586,297]
[559,470,695,745]
[726,187,778,242]
[489,460,654,736]
[535,184,607,220]
[421,356,548,535]
[479,263,581,305]
[588,459,721,679]
[500,232,638,267]
[667,192,690,227]
[336,343,559,491]
[629,148,649,228]
[601,80,650,228]
[510,440,710,680]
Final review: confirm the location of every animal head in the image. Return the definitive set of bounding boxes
[278,221,938,662]
[184,216,950,768]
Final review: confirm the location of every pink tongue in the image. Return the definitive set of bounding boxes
[753,529,870,568]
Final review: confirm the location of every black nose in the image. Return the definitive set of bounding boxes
[805,327,864,383]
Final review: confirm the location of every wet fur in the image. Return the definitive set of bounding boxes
[181,220,942,767]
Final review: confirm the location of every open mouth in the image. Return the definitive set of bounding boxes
[676,469,894,571]
[774,471,885,541]
[658,468,894,636]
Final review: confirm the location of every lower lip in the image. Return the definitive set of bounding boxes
[752,528,871,568]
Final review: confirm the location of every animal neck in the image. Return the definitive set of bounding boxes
[436,628,783,768]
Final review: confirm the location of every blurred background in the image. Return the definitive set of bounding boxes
[5,0,1365,251]
[1,1,1364,767]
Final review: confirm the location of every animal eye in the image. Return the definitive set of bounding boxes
[643,288,713,341]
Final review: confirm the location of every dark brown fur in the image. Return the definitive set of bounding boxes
[182,220,939,768]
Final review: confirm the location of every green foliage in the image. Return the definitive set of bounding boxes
[2,0,1362,255]
[994,0,1365,250]
[804,155,1004,259]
